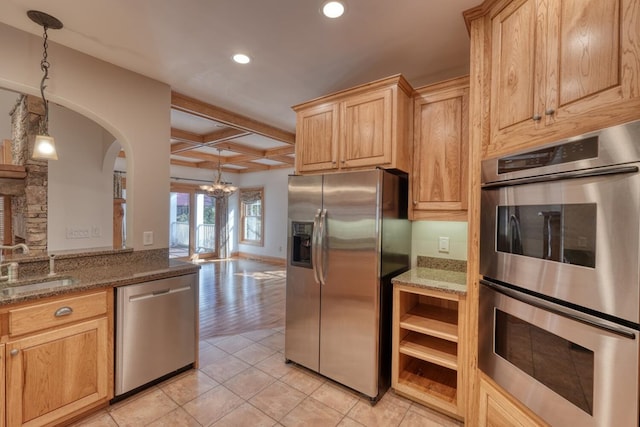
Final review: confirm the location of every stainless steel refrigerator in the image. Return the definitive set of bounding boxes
[285,168,411,401]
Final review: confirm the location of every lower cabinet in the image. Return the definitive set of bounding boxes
[478,373,549,427]
[392,284,466,420]
[0,290,112,427]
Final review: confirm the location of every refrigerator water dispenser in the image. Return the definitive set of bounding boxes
[291,221,313,268]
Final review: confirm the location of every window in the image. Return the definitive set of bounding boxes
[239,187,264,246]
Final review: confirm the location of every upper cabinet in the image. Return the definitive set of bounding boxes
[411,77,469,221]
[468,0,640,157]
[293,74,412,174]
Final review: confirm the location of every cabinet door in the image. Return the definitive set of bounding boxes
[412,85,468,219]
[488,0,640,156]
[549,0,627,122]
[479,375,548,427]
[490,0,544,146]
[340,87,393,169]
[5,318,109,427]
[296,103,339,173]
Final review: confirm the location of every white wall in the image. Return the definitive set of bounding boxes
[0,22,170,250]
[411,220,468,266]
[232,168,293,260]
[47,104,115,251]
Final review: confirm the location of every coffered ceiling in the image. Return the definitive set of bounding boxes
[169,92,295,173]
[0,0,478,174]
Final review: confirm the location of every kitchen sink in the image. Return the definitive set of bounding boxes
[0,277,77,297]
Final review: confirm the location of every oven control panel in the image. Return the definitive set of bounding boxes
[498,136,598,174]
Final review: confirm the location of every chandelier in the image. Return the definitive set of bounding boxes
[199,149,238,198]
[28,10,63,161]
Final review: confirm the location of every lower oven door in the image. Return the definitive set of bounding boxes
[479,279,639,427]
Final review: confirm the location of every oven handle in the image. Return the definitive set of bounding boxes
[480,278,637,340]
[481,165,639,189]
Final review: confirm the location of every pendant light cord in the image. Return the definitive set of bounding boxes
[39,25,51,135]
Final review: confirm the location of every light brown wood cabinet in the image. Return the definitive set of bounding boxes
[468,0,640,158]
[1,290,112,427]
[293,74,412,174]
[392,284,466,420]
[478,374,548,427]
[0,344,4,427]
[411,77,469,221]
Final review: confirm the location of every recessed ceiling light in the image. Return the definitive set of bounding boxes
[322,1,345,18]
[232,53,251,64]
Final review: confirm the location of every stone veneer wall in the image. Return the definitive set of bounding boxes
[7,95,48,254]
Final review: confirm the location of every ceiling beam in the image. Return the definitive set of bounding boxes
[213,141,265,157]
[265,146,295,157]
[171,128,204,144]
[172,150,221,163]
[171,92,295,145]
[170,142,200,153]
[203,128,250,144]
[170,159,198,167]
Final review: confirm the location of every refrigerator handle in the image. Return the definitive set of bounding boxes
[311,209,321,284]
[318,209,328,285]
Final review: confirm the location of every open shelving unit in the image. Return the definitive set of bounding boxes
[392,283,466,419]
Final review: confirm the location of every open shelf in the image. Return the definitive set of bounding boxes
[399,331,458,369]
[400,304,458,342]
[397,357,457,404]
[392,283,466,419]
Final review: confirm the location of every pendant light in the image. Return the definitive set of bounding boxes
[28,10,63,161]
[199,149,238,198]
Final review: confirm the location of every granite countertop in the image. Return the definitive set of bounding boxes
[392,267,467,295]
[0,258,200,306]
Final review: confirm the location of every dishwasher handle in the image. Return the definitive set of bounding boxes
[128,285,192,302]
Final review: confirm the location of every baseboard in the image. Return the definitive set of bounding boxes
[235,251,286,266]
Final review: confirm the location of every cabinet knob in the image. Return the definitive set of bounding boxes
[341,160,346,164]
[10,349,19,356]
[413,200,418,205]
[545,108,555,116]
[532,114,542,121]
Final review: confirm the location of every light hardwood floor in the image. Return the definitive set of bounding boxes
[197,258,286,338]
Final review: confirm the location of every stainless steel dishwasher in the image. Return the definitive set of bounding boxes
[115,273,197,397]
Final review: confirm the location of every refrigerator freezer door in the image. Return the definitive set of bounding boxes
[285,174,323,371]
[320,169,382,398]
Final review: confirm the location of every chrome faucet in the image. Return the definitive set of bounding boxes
[0,243,30,263]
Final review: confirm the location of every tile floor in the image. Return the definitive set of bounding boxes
[71,327,463,427]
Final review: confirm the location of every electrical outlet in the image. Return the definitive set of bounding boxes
[143,231,154,246]
[91,226,101,237]
[438,236,450,253]
[66,227,90,239]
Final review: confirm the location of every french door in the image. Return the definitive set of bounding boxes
[169,187,219,259]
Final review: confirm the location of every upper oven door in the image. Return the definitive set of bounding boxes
[480,163,640,325]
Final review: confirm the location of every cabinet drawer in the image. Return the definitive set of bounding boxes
[9,291,107,336]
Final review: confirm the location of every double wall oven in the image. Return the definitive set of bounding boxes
[480,120,640,427]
